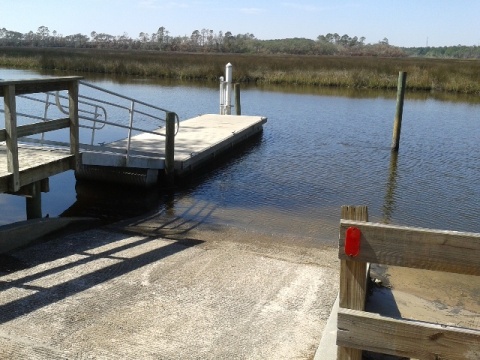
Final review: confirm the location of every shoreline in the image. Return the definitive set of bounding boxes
[1,47,480,94]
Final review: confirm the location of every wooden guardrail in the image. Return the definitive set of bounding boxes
[336,206,480,359]
[0,77,81,192]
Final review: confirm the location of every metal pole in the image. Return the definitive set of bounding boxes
[219,76,225,114]
[90,106,99,145]
[391,71,407,152]
[225,63,232,115]
[126,101,135,165]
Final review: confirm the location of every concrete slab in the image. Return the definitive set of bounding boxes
[0,217,98,254]
[314,295,338,360]
[0,213,339,359]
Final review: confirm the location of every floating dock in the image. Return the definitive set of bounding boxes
[77,114,267,186]
[1,76,267,218]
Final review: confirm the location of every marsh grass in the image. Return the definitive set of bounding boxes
[1,47,480,94]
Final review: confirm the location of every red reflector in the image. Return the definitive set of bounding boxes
[345,227,361,257]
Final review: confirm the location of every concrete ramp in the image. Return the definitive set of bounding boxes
[0,214,338,359]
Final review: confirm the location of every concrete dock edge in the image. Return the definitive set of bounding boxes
[315,294,339,360]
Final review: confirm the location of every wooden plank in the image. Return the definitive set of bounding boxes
[339,220,480,276]
[337,205,368,360]
[0,156,73,194]
[337,308,480,360]
[0,77,83,96]
[17,155,74,188]
[11,178,49,197]
[3,84,20,192]
[16,118,70,138]
[3,118,70,140]
[0,145,74,193]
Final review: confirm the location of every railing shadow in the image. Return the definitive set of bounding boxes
[366,264,402,320]
[0,220,203,324]
[119,190,218,238]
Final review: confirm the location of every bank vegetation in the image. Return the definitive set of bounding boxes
[1,47,480,95]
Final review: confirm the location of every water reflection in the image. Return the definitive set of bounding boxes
[60,134,263,225]
[382,151,399,223]
[61,181,163,222]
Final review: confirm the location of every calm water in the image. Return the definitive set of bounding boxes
[1,68,479,244]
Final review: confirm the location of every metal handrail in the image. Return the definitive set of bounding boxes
[1,80,180,165]
[19,93,107,131]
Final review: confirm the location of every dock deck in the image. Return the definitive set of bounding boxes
[0,145,74,193]
[79,114,267,184]
[1,114,266,191]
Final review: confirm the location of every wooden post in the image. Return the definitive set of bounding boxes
[164,112,175,186]
[68,79,80,170]
[26,181,42,219]
[3,84,20,192]
[391,71,407,152]
[234,83,241,116]
[338,205,369,360]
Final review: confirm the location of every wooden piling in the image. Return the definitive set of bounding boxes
[234,83,241,116]
[164,112,176,186]
[338,205,369,360]
[26,181,42,219]
[391,71,407,151]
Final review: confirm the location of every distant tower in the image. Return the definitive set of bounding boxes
[426,37,429,47]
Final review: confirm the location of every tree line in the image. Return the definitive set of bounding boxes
[1,26,479,58]
[404,45,480,59]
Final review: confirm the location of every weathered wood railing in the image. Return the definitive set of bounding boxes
[1,77,81,217]
[336,206,480,359]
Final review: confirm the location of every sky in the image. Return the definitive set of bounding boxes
[1,0,479,47]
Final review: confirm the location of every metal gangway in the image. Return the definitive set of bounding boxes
[0,79,181,187]
[2,73,265,191]
[7,80,179,162]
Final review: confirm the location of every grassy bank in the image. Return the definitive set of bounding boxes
[1,47,480,94]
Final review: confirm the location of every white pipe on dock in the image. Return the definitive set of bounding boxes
[225,63,232,115]
[219,76,225,114]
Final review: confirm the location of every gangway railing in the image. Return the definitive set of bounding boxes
[1,80,180,166]
[0,77,81,194]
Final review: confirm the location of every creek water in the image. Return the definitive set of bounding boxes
[1,68,479,245]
